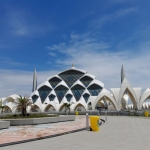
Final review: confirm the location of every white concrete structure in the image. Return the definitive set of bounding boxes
[1,65,150,112]
[30,66,112,112]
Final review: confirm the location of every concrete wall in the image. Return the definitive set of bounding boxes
[2,115,75,126]
[0,121,10,129]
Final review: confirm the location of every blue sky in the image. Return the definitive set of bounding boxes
[0,0,150,97]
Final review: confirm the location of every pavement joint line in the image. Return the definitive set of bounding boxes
[0,127,86,147]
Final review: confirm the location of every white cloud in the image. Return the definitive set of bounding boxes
[47,33,150,92]
[6,9,53,37]
[117,8,137,16]
[89,7,137,29]
[49,52,56,56]
[0,57,25,67]
[1,32,150,98]
[46,43,66,51]
[0,69,58,97]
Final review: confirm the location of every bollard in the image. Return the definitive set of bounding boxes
[86,113,89,130]
[76,111,78,115]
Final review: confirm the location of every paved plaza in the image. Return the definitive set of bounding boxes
[0,116,150,150]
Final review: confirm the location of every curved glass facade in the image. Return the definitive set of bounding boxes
[49,77,62,88]
[58,70,84,87]
[80,76,93,87]
[83,93,90,103]
[49,94,55,101]
[32,68,104,106]
[88,84,102,96]
[38,86,52,103]
[54,85,68,103]
[66,94,73,102]
[71,84,85,101]
[32,95,39,103]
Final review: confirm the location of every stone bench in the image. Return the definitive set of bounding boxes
[0,121,10,129]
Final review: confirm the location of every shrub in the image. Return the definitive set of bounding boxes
[0,113,58,119]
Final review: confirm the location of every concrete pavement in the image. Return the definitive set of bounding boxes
[1,116,150,150]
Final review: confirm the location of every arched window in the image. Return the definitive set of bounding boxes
[38,86,52,103]
[83,93,90,103]
[54,85,68,103]
[58,70,84,87]
[32,95,39,103]
[66,94,73,102]
[80,76,93,87]
[71,84,85,101]
[49,77,62,88]
[87,84,102,96]
[48,94,56,101]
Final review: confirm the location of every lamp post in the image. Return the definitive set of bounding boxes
[86,113,89,130]
[104,96,107,121]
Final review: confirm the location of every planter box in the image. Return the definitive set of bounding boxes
[2,115,75,126]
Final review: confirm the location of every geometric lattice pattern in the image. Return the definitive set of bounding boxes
[88,84,102,96]
[58,70,84,87]
[31,67,104,107]
[54,85,68,103]
[66,94,73,102]
[38,86,52,103]
[32,95,39,103]
[80,76,93,87]
[83,93,90,103]
[49,77,62,88]
[71,84,85,101]
[48,94,56,101]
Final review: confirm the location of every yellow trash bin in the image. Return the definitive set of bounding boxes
[144,111,149,117]
[76,111,78,115]
[89,116,100,131]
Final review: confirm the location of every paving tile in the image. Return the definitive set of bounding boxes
[0,116,86,145]
[1,116,150,150]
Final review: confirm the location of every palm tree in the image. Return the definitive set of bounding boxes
[14,95,32,116]
[67,103,71,115]
[0,106,6,113]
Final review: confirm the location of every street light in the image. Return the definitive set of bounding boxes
[104,96,107,121]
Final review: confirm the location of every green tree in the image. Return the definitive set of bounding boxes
[67,103,71,115]
[0,106,6,113]
[14,95,32,116]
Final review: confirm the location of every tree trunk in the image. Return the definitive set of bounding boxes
[24,106,27,115]
[69,108,70,115]
[22,107,26,116]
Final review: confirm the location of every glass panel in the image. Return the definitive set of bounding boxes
[48,94,56,101]
[83,93,90,103]
[32,95,39,103]
[71,84,85,101]
[49,77,62,88]
[38,86,52,103]
[54,85,68,103]
[58,70,84,87]
[80,76,93,87]
[66,94,73,102]
[87,84,102,96]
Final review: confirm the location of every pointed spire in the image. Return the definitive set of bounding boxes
[72,63,74,67]
[32,68,37,92]
[0,99,2,106]
[121,64,125,84]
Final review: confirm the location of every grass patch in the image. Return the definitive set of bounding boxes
[0,113,58,119]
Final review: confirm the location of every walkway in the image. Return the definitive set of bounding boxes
[1,116,150,150]
[0,116,86,145]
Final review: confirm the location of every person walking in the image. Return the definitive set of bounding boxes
[98,107,101,116]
